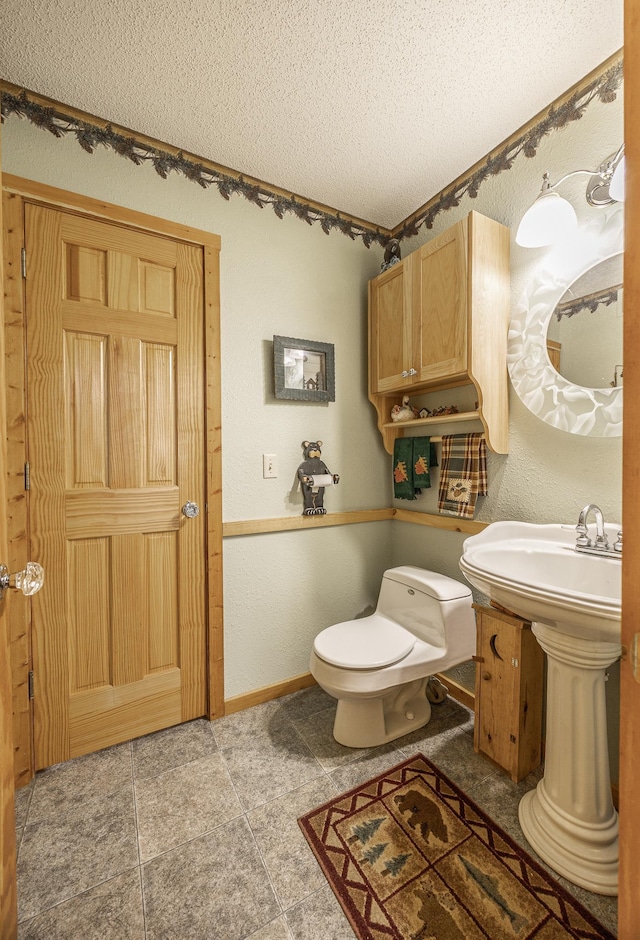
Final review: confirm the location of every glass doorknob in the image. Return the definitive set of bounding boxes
[0,561,45,599]
[182,501,200,518]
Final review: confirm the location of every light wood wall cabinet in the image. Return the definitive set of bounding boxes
[368,211,510,454]
[473,604,544,783]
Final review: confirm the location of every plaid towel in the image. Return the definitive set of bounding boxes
[393,437,436,500]
[437,433,487,518]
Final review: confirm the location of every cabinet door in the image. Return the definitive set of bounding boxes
[412,219,468,384]
[369,260,413,393]
[475,614,520,775]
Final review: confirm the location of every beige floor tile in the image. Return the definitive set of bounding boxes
[142,816,280,939]
[14,781,34,829]
[135,752,242,862]
[211,699,293,750]
[28,742,132,823]
[329,744,406,794]
[285,884,354,940]
[17,785,138,922]
[246,916,293,939]
[132,717,218,780]
[17,868,145,940]
[248,776,337,910]
[278,685,334,722]
[292,706,373,772]
[221,727,323,811]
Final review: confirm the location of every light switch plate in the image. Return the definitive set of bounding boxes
[263,454,277,478]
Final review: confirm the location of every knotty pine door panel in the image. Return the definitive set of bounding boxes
[25,204,207,767]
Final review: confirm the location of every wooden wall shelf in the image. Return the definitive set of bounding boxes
[382,410,481,430]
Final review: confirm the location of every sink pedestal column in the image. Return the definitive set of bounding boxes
[518,622,620,896]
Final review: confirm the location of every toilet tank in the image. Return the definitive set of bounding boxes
[376,566,473,648]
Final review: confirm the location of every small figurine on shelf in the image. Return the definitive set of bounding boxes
[417,404,460,419]
[380,238,402,272]
[390,395,419,422]
[297,441,340,516]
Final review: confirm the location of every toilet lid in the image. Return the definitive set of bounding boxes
[313,617,416,669]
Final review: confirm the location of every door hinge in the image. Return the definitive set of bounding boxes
[28,671,34,700]
[21,247,27,279]
[24,461,30,491]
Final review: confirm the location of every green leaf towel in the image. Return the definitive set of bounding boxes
[393,437,435,500]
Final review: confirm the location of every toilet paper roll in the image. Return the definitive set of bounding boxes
[308,474,333,488]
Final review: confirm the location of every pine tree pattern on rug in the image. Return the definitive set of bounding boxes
[298,754,615,940]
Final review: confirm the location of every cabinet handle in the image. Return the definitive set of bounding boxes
[401,370,409,378]
[408,368,417,376]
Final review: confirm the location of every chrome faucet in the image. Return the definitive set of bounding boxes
[575,504,622,557]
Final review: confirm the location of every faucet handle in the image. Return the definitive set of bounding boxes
[614,531,623,553]
[575,523,591,548]
[594,531,610,550]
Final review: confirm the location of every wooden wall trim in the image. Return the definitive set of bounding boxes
[619,0,639,933]
[222,508,488,538]
[224,672,316,715]
[0,123,18,940]
[204,243,224,720]
[393,509,488,535]
[2,192,32,788]
[222,508,394,537]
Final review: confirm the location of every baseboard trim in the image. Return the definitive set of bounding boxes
[223,669,474,717]
[224,672,317,715]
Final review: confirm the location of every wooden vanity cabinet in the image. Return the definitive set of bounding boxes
[368,210,510,453]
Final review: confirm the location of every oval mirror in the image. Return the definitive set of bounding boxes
[546,254,623,389]
[508,206,623,437]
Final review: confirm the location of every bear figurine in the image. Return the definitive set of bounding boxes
[297,441,339,516]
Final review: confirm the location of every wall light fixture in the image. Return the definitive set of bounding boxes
[516,145,625,248]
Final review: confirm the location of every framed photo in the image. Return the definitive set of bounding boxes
[273,335,335,402]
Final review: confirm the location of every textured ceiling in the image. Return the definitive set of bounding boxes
[0,1,623,228]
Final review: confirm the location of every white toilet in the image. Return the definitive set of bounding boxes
[310,566,476,748]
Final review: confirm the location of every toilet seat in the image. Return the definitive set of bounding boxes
[313,616,415,669]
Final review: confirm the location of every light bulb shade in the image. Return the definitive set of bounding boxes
[516,191,578,248]
[609,155,625,202]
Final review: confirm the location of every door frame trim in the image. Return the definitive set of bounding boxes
[2,176,224,785]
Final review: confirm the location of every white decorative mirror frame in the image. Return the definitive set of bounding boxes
[508,205,624,437]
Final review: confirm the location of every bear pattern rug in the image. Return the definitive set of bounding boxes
[298,754,614,940]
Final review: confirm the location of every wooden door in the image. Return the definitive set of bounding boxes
[25,204,207,769]
[369,259,413,392]
[412,218,468,384]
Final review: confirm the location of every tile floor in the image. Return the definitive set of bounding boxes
[14,686,618,939]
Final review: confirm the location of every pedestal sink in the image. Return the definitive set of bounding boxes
[460,521,621,896]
